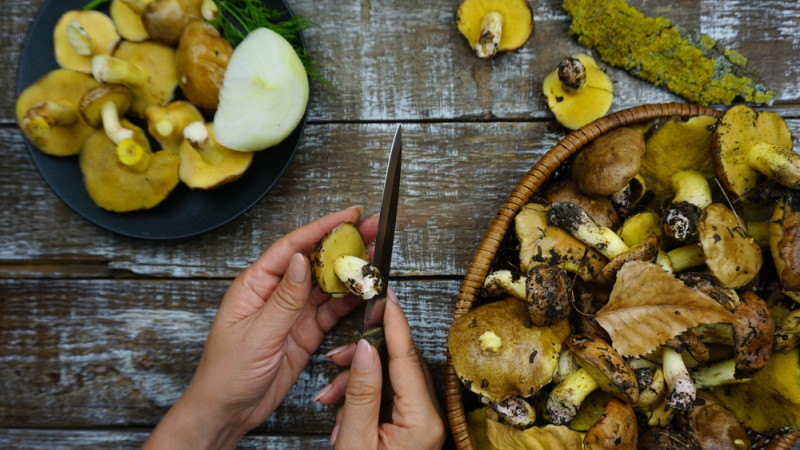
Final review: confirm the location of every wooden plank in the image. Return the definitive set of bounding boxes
[5,0,800,125]
[0,278,460,432]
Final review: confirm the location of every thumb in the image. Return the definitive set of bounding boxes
[334,339,381,449]
[255,252,312,339]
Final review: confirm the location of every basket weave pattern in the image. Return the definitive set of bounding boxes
[442,103,800,449]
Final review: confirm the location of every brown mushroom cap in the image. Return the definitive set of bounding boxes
[525,265,571,326]
[544,178,620,229]
[676,390,750,449]
[53,10,121,73]
[15,69,100,156]
[571,127,646,197]
[141,0,204,45]
[565,334,639,405]
[176,19,233,111]
[582,398,638,449]
[79,120,179,212]
[770,193,800,302]
[455,0,534,57]
[731,291,775,378]
[697,203,763,289]
[448,297,570,402]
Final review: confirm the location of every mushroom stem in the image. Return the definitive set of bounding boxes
[484,395,537,430]
[557,56,587,93]
[747,142,800,190]
[547,201,630,259]
[184,121,224,165]
[545,367,599,425]
[21,100,80,140]
[116,138,151,172]
[665,170,712,244]
[692,359,751,389]
[666,244,705,272]
[201,0,220,20]
[332,255,384,301]
[92,54,147,88]
[475,11,504,58]
[66,19,92,55]
[100,101,134,144]
[482,270,526,300]
[610,174,646,217]
[662,346,696,410]
[636,366,666,409]
[671,170,712,209]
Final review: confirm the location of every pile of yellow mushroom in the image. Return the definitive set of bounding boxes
[449,105,800,448]
[16,0,309,213]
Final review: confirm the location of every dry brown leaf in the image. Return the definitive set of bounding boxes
[596,261,739,357]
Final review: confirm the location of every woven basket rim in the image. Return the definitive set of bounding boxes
[442,102,797,449]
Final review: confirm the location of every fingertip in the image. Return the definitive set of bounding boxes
[287,252,309,284]
[352,339,376,372]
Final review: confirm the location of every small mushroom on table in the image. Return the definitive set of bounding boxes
[542,54,614,130]
[455,0,534,58]
[53,10,121,74]
[15,69,99,156]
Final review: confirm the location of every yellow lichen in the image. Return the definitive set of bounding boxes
[563,0,775,105]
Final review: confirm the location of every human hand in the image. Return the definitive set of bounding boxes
[314,288,446,449]
[144,205,379,450]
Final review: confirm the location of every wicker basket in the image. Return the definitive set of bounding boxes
[444,103,799,449]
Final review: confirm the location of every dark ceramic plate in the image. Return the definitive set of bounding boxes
[16,0,307,239]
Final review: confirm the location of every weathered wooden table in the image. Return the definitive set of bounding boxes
[2,0,800,447]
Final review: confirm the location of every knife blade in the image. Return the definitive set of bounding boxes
[361,125,402,337]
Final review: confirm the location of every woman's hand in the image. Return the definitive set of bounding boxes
[144,205,378,450]
[314,288,446,449]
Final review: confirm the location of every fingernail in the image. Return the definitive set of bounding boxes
[329,424,340,447]
[324,344,349,359]
[352,339,376,372]
[288,253,308,284]
[387,286,398,303]
[347,205,365,218]
[312,383,332,403]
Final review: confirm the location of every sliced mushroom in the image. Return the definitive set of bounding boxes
[53,10,121,73]
[455,0,534,58]
[545,334,638,425]
[570,127,646,197]
[542,54,614,130]
[15,69,99,156]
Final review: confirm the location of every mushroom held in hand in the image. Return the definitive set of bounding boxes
[213,27,309,152]
[542,54,614,130]
[179,121,254,190]
[15,69,99,156]
[455,0,534,58]
[448,297,570,404]
[175,19,233,112]
[53,10,121,73]
[310,222,383,300]
[79,121,180,212]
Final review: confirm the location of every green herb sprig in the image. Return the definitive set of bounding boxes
[83,0,111,10]
[211,0,330,87]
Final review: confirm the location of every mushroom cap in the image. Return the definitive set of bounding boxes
[79,120,179,212]
[712,104,793,198]
[310,222,369,297]
[582,398,638,449]
[544,178,620,229]
[769,194,800,302]
[525,265,571,326]
[448,297,570,402]
[109,40,179,117]
[570,127,645,197]
[565,334,639,404]
[639,115,718,198]
[455,0,534,53]
[79,84,133,128]
[697,203,763,289]
[675,391,750,450]
[15,69,100,156]
[141,0,204,45]
[53,10,121,73]
[176,19,233,111]
[145,100,204,153]
[542,54,614,130]
[515,203,608,281]
[110,0,150,42]
[178,124,254,189]
[731,291,775,378]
